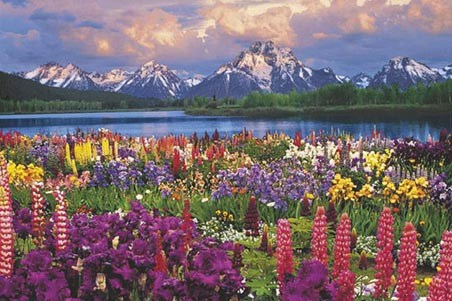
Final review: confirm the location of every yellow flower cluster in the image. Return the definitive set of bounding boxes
[73,140,96,165]
[364,150,391,177]
[356,183,374,199]
[382,176,429,204]
[7,161,44,185]
[328,174,356,202]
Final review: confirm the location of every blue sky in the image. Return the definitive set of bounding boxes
[0,0,451,77]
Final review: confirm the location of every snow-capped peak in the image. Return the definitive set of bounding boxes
[117,60,188,99]
[370,57,444,89]
[351,73,371,88]
[22,62,98,90]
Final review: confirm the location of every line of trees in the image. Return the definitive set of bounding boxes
[240,80,452,108]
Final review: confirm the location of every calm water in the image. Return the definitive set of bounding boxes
[0,111,451,140]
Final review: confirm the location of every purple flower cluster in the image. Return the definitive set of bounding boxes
[282,259,337,301]
[392,138,452,167]
[430,173,452,210]
[89,160,174,190]
[0,201,243,300]
[212,158,334,210]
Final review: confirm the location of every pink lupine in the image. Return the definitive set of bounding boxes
[0,155,14,277]
[332,213,352,279]
[396,222,417,301]
[374,207,395,299]
[276,219,294,291]
[53,186,70,253]
[428,231,452,301]
[31,182,46,248]
[311,206,328,266]
[337,270,356,301]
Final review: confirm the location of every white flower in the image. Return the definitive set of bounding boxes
[145,190,151,194]
[267,202,275,207]
[136,194,143,200]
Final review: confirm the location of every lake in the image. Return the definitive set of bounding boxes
[0,111,451,140]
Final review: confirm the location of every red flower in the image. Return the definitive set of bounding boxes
[396,222,417,301]
[337,270,355,301]
[154,231,168,274]
[244,196,260,237]
[332,213,351,279]
[276,219,293,291]
[311,206,328,266]
[428,231,452,300]
[374,207,395,298]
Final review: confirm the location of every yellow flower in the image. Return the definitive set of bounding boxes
[424,277,432,286]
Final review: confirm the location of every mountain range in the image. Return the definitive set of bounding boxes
[14,41,452,100]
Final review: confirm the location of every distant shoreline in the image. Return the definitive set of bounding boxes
[0,107,182,116]
[185,104,452,119]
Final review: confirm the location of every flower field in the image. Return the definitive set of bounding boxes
[0,128,451,300]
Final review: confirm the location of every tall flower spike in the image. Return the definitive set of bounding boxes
[53,186,69,253]
[259,223,269,252]
[311,206,328,266]
[0,154,14,277]
[276,219,294,292]
[332,213,351,279]
[154,231,168,274]
[244,196,260,237]
[181,199,192,252]
[396,222,417,301]
[337,270,356,301]
[428,231,452,301]
[374,207,395,299]
[31,182,46,248]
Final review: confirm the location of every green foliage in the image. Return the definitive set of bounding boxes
[212,79,452,108]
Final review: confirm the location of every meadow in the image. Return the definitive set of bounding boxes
[0,128,451,300]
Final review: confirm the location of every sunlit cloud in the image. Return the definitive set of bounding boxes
[0,0,450,76]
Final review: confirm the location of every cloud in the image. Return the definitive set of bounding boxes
[77,20,104,29]
[30,8,76,23]
[2,0,28,7]
[406,0,452,33]
[200,2,297,46]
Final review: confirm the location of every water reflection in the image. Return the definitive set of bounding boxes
[0,111,450,141]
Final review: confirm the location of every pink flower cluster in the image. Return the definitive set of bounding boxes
[0,155,14,277]
[31,182,46,247]
[276,219,293,291]
[53,187,70,252]
[428,231,452,300]
[396,222,417,301]
[311,206,328,266]
[374,207,394,298]
[332,213,351,279]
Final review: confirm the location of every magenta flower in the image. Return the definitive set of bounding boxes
[311,206,328,266]
[332,213,351,279]
[428,231,452,300]
[276,219,293,292]
[374,207,394,299]
[396,222,417,301]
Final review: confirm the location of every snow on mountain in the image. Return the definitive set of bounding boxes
[89,69,132,91]
[187,41,343,99]
[22,62,99,90]
[437,65,452,79]
[351,73,372,88]
[118,60,188,99]
[369,57,444,90]
[183,74,205,87]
